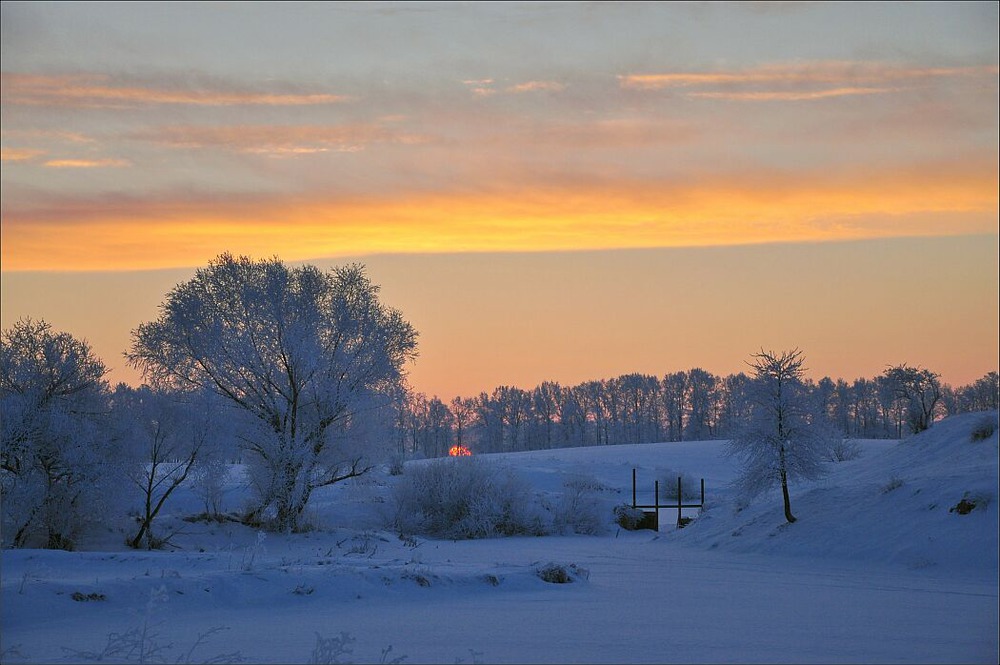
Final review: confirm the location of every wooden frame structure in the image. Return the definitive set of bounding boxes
[631,468,705,530]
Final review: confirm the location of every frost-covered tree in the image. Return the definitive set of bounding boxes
[959,371,999,412]
[115,385,224,548]
[684,368,717,441]
[727,349,830,523]
[883,364,942,434]
[1,318,122,549]
[127,254,418,532]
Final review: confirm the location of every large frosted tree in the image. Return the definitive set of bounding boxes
[727,349,830,523]
[127,254,418,531]
[1,318,121,549]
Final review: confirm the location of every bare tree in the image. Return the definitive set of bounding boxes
[727,349,830,524]
[127,254,417,532]
[959,372,999,412]
[883,364,943,434]
[450,396,474,452]
[116,386,221,549]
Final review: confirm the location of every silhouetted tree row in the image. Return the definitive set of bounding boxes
[398,367,999,458]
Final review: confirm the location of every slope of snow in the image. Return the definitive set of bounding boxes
[2,413,997,664]
[672,411,999,572]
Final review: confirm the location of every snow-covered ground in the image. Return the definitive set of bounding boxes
[2,412,997,663]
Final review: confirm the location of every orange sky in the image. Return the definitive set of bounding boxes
[1,2,997,397]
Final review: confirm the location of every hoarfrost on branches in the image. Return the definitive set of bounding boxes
[727,349,832,523]
[127,254,418,532]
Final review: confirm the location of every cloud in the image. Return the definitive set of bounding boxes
[43,158,131,168]
[3,159,995,271]
[619,62,998,100]
[1,147,45,162]
[506,81,566,93]
[687,87,899,101]
[1,73,350,108]
[461,78,566,97]
[0,129,96,144]
[133,123,430,156]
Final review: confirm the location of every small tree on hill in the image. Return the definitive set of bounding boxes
[727,349,830,523]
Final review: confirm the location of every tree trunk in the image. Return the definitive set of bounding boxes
[780,469,796,523]
[128,520,150,549]
[779,444,796,523]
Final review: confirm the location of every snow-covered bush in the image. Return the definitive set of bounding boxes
[551,474,609,535]
[826,438,863,462]
[969,416,997,442]
[191,457,229,518]
[536,562,589,583]
[391,457,545,539]
[880,476,904,494]
[657,467,701,502]
[613,504,646,530]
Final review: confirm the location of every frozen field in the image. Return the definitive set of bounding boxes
[2,412,997,663]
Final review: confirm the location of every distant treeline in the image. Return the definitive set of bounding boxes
[396,368,999,458]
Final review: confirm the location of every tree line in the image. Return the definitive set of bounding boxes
[398,367,998,459]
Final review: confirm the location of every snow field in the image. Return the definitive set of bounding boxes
[2,412,997,663]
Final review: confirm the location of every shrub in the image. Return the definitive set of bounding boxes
[551,474,608,535]
[970,417,997,442]
[950,492,992,515]
[613,504,646,530]
[191,458,229,517]
[387,455,405,476]
[826,438,863,462]
[657,468,701,502]
[536,562,589,583]
[391,457,545,539]
[880,476,904,494]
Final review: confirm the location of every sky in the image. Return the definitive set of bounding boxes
[1,1,998,398]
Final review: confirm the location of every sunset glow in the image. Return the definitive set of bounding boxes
[3,168,995,272]
[1,1,996,398]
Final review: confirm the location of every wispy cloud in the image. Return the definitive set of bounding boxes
[1,129,96,144]
[43,158,131,168]
[1,147,45,162]
[687,87,899,101]
[133,123,430,156]
[462,78,566,97]
[619,62,998,100]
[1,73,350,108]
[506,80,566,93]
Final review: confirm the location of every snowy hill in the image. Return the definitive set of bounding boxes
[671,411,999,572]
[463,411,998,574]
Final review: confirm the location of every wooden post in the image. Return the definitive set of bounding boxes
[700,477,705,506]
[654,480,660,531]
[632,468,637,508]
[677,476,683,526]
